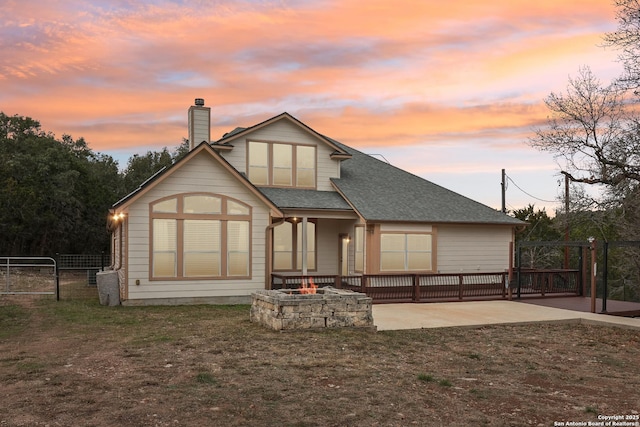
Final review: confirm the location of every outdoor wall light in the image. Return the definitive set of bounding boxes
[112,212,126,222]
[587,236,595,244]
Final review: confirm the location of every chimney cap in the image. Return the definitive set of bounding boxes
[194,98,205,106]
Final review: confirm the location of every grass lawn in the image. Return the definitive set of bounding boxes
[1,296,639,426]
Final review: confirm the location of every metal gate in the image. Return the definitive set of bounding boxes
[0,257,57,297]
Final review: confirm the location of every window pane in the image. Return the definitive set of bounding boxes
[273,144,292,186]
[227,200,249,215]
[152,198,177,213]
[296,146,315,187]
[152,219,176,277]
[273,222,293,270]
[296,146,315,168]
[184,253,220,277]
[184,220,219,251]
[153,253,176,277]
[249,142,268,166]
[380,234,404,251]
[228,221,249,251]
[407,234,431,251]
[228,253,249,276]
[296,169,315,187]
[273,144,292,167]
[153,219,176,251]
[228,221,249,276]
[184,220,220,277]
[381,252,405,271]
[249,166,268,185]
[184,195,221,214]
[274,253,292,270]
[408,253,431,270]
[249,142,268,184]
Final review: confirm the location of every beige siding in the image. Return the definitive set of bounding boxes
[220,119,340,191]
[315,219,355,275]
[436,225,512,273]
[124,151,271,301]
[189,108,210,148]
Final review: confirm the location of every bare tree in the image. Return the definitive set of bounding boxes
[530,67,640,191]
[603,0,640,91]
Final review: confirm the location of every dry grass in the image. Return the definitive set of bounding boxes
[1,295,639,426]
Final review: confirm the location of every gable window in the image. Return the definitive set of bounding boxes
[248,141,316,188]
[380,233,433,272]
[273,219,316,271]
[150,193,251,280]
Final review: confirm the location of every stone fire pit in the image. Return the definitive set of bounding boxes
[250,287,375,331]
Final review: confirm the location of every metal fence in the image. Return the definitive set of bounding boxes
[0,257,57,297]
[0,254,108,301]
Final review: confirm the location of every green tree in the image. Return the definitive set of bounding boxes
[121,139,188,195]
[512,205,563,268]
[0,113,122,255]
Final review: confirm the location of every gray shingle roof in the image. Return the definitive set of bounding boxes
[258,187,352,211]
[329,140,523,225]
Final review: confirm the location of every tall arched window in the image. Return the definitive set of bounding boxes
[150,193,251,279]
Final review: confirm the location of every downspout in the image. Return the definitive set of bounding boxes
[265,217,286,290]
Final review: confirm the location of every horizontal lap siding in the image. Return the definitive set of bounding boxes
[315,219,354,275]
[437,225,511,273]
[126,151,270,301]
[220,120,340,191]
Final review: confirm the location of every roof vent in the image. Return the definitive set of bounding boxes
[194,98,205,106]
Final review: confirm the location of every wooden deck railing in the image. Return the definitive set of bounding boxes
[271,270,581,303]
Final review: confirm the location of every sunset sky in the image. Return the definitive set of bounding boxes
[0,0,623,212]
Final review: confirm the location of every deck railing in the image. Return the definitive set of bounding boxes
[515,269,581,298]
[272,270,581,303]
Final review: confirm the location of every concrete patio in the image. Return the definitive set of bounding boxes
[372,298,640,331]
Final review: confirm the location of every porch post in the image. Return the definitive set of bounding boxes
[301,217,308,275]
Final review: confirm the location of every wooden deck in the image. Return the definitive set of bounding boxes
[518,296,640,317]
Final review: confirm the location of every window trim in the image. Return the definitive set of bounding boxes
[247,139,317,189]
[149,193,252,280]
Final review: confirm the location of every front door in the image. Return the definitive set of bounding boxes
[339,234,349,276]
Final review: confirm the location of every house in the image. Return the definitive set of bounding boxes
[109,99,523,305]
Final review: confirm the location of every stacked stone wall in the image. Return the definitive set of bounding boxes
[250,287,374,331]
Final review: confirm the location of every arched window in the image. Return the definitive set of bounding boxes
[150,193,251,279]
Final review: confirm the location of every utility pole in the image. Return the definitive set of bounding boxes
[501,169,506,214]
[563,172,570,269]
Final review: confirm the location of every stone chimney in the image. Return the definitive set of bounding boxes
[188,98,211,150]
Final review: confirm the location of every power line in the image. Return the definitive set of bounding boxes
[505,175,557,204]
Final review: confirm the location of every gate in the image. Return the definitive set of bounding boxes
[0,257,57,297]
[601,241,640,313]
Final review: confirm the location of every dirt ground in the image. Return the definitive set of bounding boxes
[1,294,639,427]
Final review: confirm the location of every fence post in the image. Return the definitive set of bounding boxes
[502,272,507,299]
[334,275,342,289]
[601,241,608,313]
[413,275,420,302]
[361,275,368,294]
[516,245,522,299]
[458,274,463,300]
[55,253,60,301]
